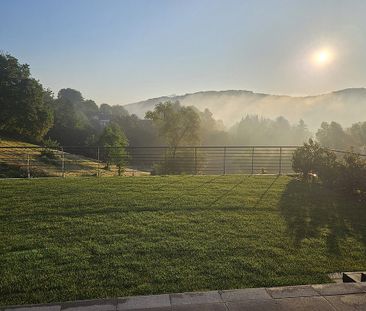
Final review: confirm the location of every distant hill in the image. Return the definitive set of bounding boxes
[124,88,366,129]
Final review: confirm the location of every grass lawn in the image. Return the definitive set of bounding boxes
[1,175,366,305]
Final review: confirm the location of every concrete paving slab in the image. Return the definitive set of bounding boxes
[277,296,335,311]
[226,299,282,311]
[4,305,61,311]
[220,288,271,302]
[117,308,170,311]
[266,285,319,299]
[312,283,366,296]
[325,293,366,311]
[170,291,222,306]
[117,294,170,310]
[172,303,228,311]
[4,307,60,311]
[61,299,117,311]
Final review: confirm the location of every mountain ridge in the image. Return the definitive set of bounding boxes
[124,88,366,129]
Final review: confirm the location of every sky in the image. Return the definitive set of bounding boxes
[1,0,366,105]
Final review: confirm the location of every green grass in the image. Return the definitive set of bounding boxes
[1,175,366,305]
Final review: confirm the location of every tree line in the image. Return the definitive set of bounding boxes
[1,53,365,154]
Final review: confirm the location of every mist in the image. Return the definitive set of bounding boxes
[124,88,366,130]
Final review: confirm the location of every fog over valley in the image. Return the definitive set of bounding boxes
[124,88,366,130]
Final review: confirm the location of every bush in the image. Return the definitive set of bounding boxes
[152,153,195,175]
[292,139,330,181]
[293,140,366,197]
[40,138,60,160]
[151,148,205,175]
[314,149,339,188]
[337,151,366,194]
[0,163,27,178]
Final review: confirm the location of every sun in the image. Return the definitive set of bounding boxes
[311,48,333,67]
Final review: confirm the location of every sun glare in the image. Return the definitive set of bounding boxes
[312,48,334,67]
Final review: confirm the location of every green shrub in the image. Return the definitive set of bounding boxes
[292,139,328,181]
[337,151,366,194]
[152,154,195,175]
[151,148,205,175]
[40,138,60,160]
[293,140,366,197]
[314,149,339,188]
[0,163,27,178]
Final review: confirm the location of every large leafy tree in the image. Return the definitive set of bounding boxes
[58,88,83,104]
[145,101,201,156]
[0,54,53,141]
[348,122,366,150]
[316,121,353,150]
[47,89,100,146]
[98,123,128,175]
[112,114,163,146]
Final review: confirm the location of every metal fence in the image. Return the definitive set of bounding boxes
[0,145,302,178]
[1,145,365,178]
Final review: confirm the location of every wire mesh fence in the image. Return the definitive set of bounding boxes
[0,145,302,178]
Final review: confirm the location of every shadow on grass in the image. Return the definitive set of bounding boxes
[279,179,366,255]
[152,174,196,191]
[161,175,224,207]
[253,175,279,208]
[209,175,252,205]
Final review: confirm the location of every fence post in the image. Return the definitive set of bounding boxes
[223,147,226,175]
[27,152,30,178]
[97,146,100,177]
[279,147,282,175]
[164,147,167,175]
[194,147,197,175]
[61,147,65,178]
[251,147,254,175]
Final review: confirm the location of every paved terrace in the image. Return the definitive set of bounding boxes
[2,283,366,311]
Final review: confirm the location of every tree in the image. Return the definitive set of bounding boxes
[99,103,113,120]
[111,105,129,118]
[47,89,101,147]
[316,121,352,149]
[58,88,83,104]
[145,101,201,156]
[294,119,311,144]
[229,115,311,145]
[98,123,128,175]
[112,114,163,146]
[199,108,229,145]
[47,96,89,146]
[0,54,53,141]
[80,100,99,119]
[348,122,366,151]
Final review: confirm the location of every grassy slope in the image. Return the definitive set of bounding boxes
[0,139,146,177]
[0,139,97,177]
[1,175,366,305]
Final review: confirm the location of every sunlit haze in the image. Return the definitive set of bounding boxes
[1,0,366,105]
[312,49,334,67]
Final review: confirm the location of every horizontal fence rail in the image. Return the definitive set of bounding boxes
[0,145,365,178]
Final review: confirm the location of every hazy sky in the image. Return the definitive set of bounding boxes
[1,0,366,105]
